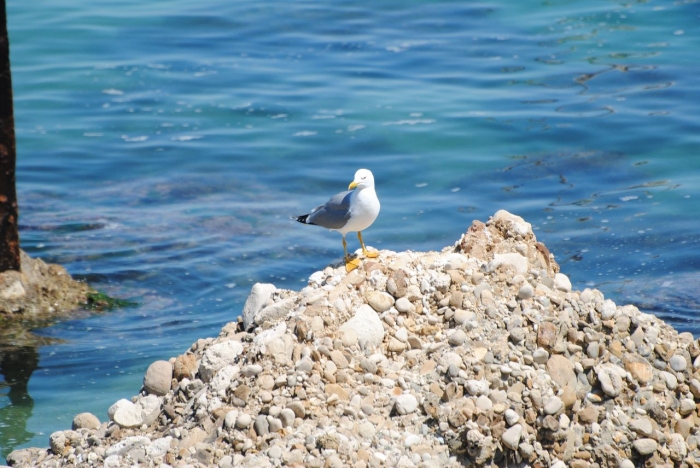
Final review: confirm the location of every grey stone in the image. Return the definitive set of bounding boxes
[254,415,269,436]
[596,365,623,397]
[394,297,413,313]
[632,438,658,456]
[670,354,687,372]
[143,360,173,396]
[517,284,534,300]
[448,329,467,346]
[279,408,296,427]
[501,424,522,450]
[544,396,563,415]
[72,412,100,430]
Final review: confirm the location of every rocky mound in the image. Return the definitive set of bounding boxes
[7,211,700,468]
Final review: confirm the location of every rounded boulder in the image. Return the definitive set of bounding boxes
[143,360,173,396]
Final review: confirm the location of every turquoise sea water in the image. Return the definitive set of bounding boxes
[2,0,699,456]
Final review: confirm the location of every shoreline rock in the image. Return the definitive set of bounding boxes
[7,210,700,468]
[0,250,91,322]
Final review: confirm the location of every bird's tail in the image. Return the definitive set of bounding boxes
[293,214,310,224]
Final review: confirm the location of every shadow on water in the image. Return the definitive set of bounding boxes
[0,322,63,458]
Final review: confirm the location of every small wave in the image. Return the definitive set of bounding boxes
[294,131,317,137]
[171,135,202,142]
[382,119,435,126]
[121,135,149,142]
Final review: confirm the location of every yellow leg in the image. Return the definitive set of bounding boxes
[358,231,378,258]
[343,236,360,272]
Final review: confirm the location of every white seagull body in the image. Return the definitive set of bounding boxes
[295,169,380,271]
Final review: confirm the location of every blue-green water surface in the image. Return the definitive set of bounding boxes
[2,0,699,455]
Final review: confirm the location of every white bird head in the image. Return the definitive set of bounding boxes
[348,168,375,190]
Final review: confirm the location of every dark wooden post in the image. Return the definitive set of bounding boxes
[0,0,19,272]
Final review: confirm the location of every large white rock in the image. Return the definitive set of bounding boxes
[488,253,529,275]
[394,394,418,415]
[210,365,240,392]
[198,340,243,382]
[255,297,296,326]
[492,210,532,238]
[339,304,385,348]
[111,395,161,429]
[105,436,151,457]
[242,283,277,330]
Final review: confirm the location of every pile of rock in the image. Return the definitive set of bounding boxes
[7,210,700,468]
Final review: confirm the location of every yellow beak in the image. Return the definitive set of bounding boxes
[348,181,359,190]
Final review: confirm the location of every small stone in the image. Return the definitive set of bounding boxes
[448,329,466,346]
[466,380,489,396]
[242,364,263,377]
[279,408,296,427]
[339,304,385,348]
[143,360,173,396]
[632,438,658,456]
[295,357,314,373]
[630,419,653,438]
[268,445,283,459]
[532,348,549,365]
[518,284,534,300]
[544,396,563,415]
[395,394,418,415]
[395,297,413,313]
[596,365,623,397]
[287,401,306,419]
[366,291,395,312]
[254,415,270,436]
[509,327,526,343]
[236,413,252,430]
[501,424,523,450]
[600,299,616,320]
[547,355,577,389]
[554,273,571,292]
[625,355,654,384]
[537,322,558,349]
[504,409,519,426]
[577,406,599,424]
[679,398,695,416]
[670,355,687,372]
[388,338,406,353]
[330,350,349,369]
[72,412,100,430]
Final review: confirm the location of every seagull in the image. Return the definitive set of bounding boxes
[294,168,380,272]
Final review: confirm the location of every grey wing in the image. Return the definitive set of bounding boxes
[306,191,353,229]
